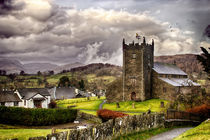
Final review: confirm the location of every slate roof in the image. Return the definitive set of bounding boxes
[18,88,50,100]
[153,62,187,75]
[158,77,200,87]
[0,91,21,102]
[54,87,76,100]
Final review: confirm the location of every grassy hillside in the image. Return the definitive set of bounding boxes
[174,119,210,140]
[0,63,121,91]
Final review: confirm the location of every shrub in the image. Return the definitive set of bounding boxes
[0,106,77,126]
[48,101,57,108]
[97,109,128,122]
[186,104,210,121]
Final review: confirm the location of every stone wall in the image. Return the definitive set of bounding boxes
[152,71,177,100]
[29,113,165,140]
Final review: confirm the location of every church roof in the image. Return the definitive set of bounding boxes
[153,62,187,75]
[158,77,200,87]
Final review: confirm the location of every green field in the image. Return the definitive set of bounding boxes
[57,100,103,110]
[56,96,105,110]
[103,99,169,113]
[0,129,51,140]
[0,72,116,90]
[174,119,210,140]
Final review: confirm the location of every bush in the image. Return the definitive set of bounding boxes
[48,101,57,108]
[97,109,128,122]
[0,106,77,126]
[186,104,210,121]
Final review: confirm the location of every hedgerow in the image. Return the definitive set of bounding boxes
[0,106,77,126]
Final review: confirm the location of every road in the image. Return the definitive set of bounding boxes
[148,127,193,140]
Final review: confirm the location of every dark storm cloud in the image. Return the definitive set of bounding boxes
[0,0,210,65]
[204,25,210,38]
[0,0,25,15]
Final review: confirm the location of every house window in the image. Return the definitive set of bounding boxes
[132,53,136,59]
[0,102,5,106]
[24,100,26,106]
[163,87,167,93]
[14,102,18,106]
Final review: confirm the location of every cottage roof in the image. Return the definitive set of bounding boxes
[55,87,76,100]
[153,62,187,75]
[0,91,21,102]
[18,88,50,100]
[158,77,200,87]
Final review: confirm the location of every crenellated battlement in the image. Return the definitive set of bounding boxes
[122,37,154,50]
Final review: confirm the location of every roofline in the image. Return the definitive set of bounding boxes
[27,93,47,100]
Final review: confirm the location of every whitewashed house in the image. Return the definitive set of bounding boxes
[0,91,22,107]
[15,88,51,108]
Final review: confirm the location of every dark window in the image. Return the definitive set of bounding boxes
[0,102,5,106]
[14,102,18,106]
[163,87,167,93]
[24,100,26,106]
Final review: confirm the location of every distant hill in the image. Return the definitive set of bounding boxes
[0,54,205,77]
[54,62,84,73]
[70,63,122,77]
[24,63,58,74]
[0,58,25,74]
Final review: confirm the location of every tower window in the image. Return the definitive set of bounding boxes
[132,53,136,59]
[163,87,167,93]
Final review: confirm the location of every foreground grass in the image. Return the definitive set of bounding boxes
[0,129,51,140]
[174,119,210,140]
[103,99,169,113]
[114,127,172,140]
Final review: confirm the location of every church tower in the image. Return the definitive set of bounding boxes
[122,37,154,101]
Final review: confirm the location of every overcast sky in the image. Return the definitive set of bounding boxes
[0,0,210,65]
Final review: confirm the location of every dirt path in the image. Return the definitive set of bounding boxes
[148,127,193,140]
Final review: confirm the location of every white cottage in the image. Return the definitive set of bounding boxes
[15,88,51,108]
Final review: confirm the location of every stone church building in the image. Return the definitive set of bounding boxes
[106,37,200,102]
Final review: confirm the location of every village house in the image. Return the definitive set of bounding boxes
[15,88,51,108]
[48,87,95,100]
[0,90,22,107]
[48,87,76,100]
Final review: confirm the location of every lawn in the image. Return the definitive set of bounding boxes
[56,96,106,104]
[0,129,51,140]
[57,100,103,110]
[114,127,173,140]
[56,96,105,110]
[103,99,169,113]
[174,119,210,140]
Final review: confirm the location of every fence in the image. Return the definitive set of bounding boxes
[165,109,201,121]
